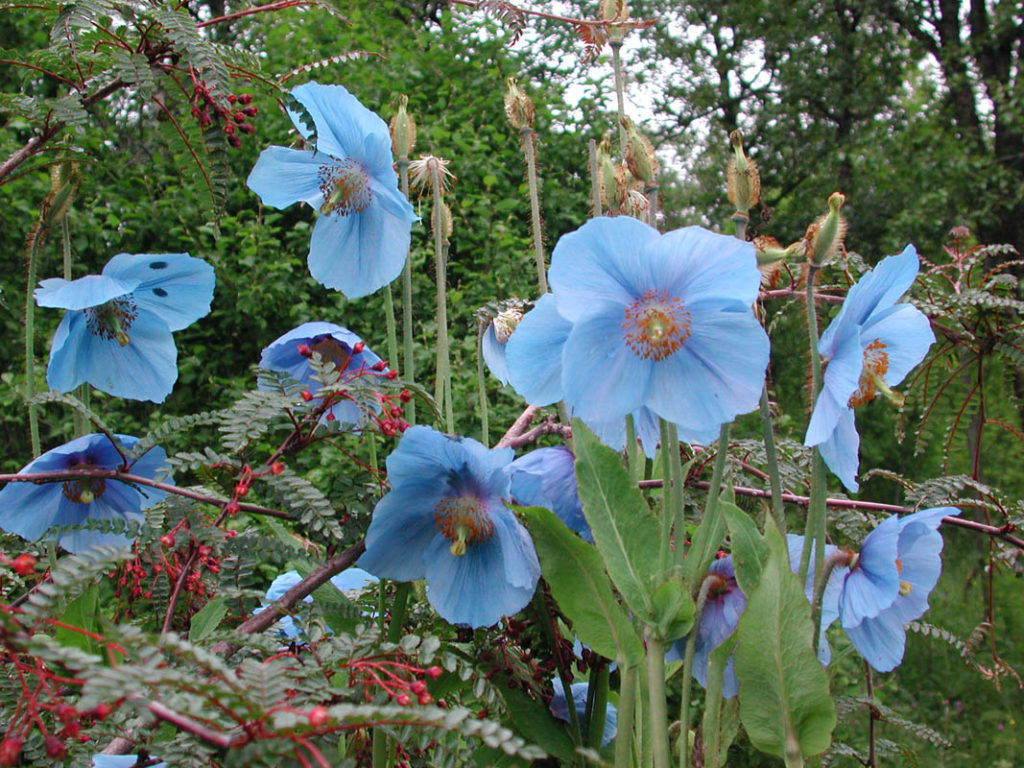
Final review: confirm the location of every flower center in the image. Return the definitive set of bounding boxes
[434,495,494,557]
[493,308,523,345]
[309,335,353,372]
[85,296,138,347]
[621,290,692,361]
[848,339,890,407]
[61,460,106,504]
[319,159,371,216]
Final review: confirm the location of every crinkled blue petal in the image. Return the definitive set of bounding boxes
[246,146,327,209]
[859,303,934,389]
[92,756,167,768]
[887,507,957,626]
[548,217,659,322]
[330,566,379,593]
[649,226,761,308]
[287,82,391,164]
[104,253,215,332]
[368,171,417,223]
[843,607,908,673]
[308,202,411,298]
[806,322,863,447]
[507,446,589,542]
[561,303,654,422]
[817,408,861,492]
[47,308,178,402]
[786,534,847,664]
[482,322,511,385]
[506,293,570,406]
[550,679,618,746]
[840,514,901,630]
[35,274,136,310]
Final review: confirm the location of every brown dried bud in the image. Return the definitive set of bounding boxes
[727,130,761,213]
[504,77,535,131]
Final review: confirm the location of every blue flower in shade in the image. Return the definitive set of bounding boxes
[667,556,746,698]
[358,426,541,628]
[786,534,844,664]
[0,434,170,553]
[550,678,618,747]
[788,507,959,672]
[506,446,590,542]
[258,567,379,638]
[804,245,935,491]
[507,218,769,443]
[259,322,386,425]
[246,82,417,298]
[92,756,166,768]
[35,253,215,403]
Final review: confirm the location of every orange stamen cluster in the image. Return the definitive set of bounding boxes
[319,159,371,216]
[434,495,494,555]
[621,289,692,361]
[848,338,890,407]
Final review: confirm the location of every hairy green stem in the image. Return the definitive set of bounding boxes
[759,385,786,532]
[614,664,638,768]
[659,419,682,576]
[25,234,41,456]
[610,41,627,156]
[680,576,713,768]
[476,331,489,444]
[431,174,453,433]
[702,641,728,768]
[645,633,671,768]
[799,264,827,589]
[398,159,416,425]
[625,413,642,486]
[645,184,659,227]
[588,138,603,217]
[383,285,399,377]
[521,128,547,295]
[584,661,609,751]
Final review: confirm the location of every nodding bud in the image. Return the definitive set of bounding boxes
[600,0,630,42]
[727,130,761,214]
[752,235,791,288]
[390,94,416,159]
[41,160,80,230]
[621,116,658,184]
[805,192,847,266]
[504,77,534,131]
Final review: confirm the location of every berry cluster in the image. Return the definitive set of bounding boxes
[189,71,258,149]
[340,657,442,706]
[375,388,412,438]
[114,524,222,612]
[0,552,35,576]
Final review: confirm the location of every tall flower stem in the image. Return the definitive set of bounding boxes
[25,234,42,457]
[614,664,638,768]
[383,285,399,378]
[679,576,712,768]
[799,264,828,596]
[521,127,547,295]
[584,661,610,750]
[476,331,489,444]
[759,385,786,532]
[678,422,731,570]
[610,41,627,155]
[588,139,603,217]
[431,173,454,433]
[645,632,671,768]
[659,419,682,576]
[398,159,416,426]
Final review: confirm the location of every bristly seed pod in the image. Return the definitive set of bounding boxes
[390,94,416,159]
[727,130,761,214]
[504,77,535,131]
[408,155,455,196]
[804,192,847,266]
[621,115,658,185]
[600,0,630,43]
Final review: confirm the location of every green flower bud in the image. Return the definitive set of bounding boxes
[621,115,658,185]
[389,95,416,159]
[727,130,760,214]
[504,77,534,131]
[805,192,847,266]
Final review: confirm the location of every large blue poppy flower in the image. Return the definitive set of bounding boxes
[35,253,215,403]
[506,446,590,542]
[667,556,746,698]
[246,82,417,298]
[804,245,934,491]
[259,322,386,426]
[258,567,379,638]
[508,218,768,443]
[789,506,959,672]
[0,433,170,553]
[358,426,540,628]
[550,678,618,747]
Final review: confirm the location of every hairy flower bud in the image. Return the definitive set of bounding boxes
[389,94,416,159]
[805,192,847,266]
[600,0,630,42]
[621,116,658,184]
[504,77,535,131]
[727,130,761,213]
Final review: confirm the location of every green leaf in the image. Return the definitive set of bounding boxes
[188,596,228,643]
[721,501,768,594]
[519,505,643,667]
[573,419,660,619]
[497,680,576,762]
[682,495,727,589]
[735,518,835,762]
[55,583,100,655]
[649,569,695,643]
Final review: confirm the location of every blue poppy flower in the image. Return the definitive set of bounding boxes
[667,556,746,698]
[246,82,417,298]
[546,217,768,435]
[804,245,935,491]
[550,678,618,747]
[0,434,170,553]
[786,533,845,664]
[506,446,590,542]
[259,322,386,425]
[258,567,379,638]
[92,756,166,768]
[358,425,540,628]
[35,253,215,403]
[481,306,525,386]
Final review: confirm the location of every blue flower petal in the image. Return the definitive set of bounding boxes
[506,293,570,406]
[307,202,411,298]
[549,217,660,322]
[507,446,589,542]
[650,226,761,308]
[368,172,418,223]
[786,534,847,664]
[92,755,167,768]
[550,679,618,746]
[817,408,861,493]
[885,507,957,625]
[47,309,178,402]
[330,566,379,593]
[860,304,934,388]
[805,322,863,447]
[561,304,654,422]
[103,253,215,332]
[358,492,441,582]
[35,274,137,310]
[288,82,390,163]
[482,322,511,385]
[840,514,901,629]
[843,607,908,673]
[246,146,327,209]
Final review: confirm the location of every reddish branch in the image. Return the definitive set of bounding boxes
[444,0,655,30]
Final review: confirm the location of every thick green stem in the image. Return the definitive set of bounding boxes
[25,234,41,457]
[431,175,453,433]
[645,633,671,768]
[476,332,489,444]
[610,41,627,156]
[645,184,659,228]
[584,661,610,751]
[799,264,827,589]
[588,139,603,217]
[521,128,547,295]
[614,664,638,768]
[659,419,682,576]
[702,642,728,768]
[679,422,731,570]
[759,385,786,532]
[383,284,399,376]
[398,159,416,426]
[625,413,642,485]
[679,577,713,768]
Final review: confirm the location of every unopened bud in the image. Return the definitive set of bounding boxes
[805,192,847,266]
[623,188,648,220]
[621,116,658,184]
[727,130,761,213]
[504,77,535,130]
[492,307,523,343]
[390,94,416,159]
[600,0,630,43]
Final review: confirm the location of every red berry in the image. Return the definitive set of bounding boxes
[228,135,242,148]
[390,407,403,418]
[238,93,253,105]
[353,341,365,353]
[243,106,258,116]
[427,666,442,679]
[270,462,285,475]
[418,693,433,705]
[234,483,249,498]
[300,390,313,402]
[44,735,66,759]
[326,412,336,422]
[225,500,240,515]
[396,693,412,706]
[410,681,426,695]
[238,123,255,134]
[399,389,412,403]
[0,737,22,766]
[228,93,238,104]
[159,534,175,548]
[385,370,398,380]
[11,554,35,576]
[198,545,213,558]
[233,112,246,124]
[371,360,387,372]
[224,122,235,134]
[297,344,311,358]
[308,705,329,728]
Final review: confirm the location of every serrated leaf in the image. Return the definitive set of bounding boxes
[735,518,835,762]
[55,583,100,655]
[721,501,768,594]
[188,597,227,643]
[519,504,643,666]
